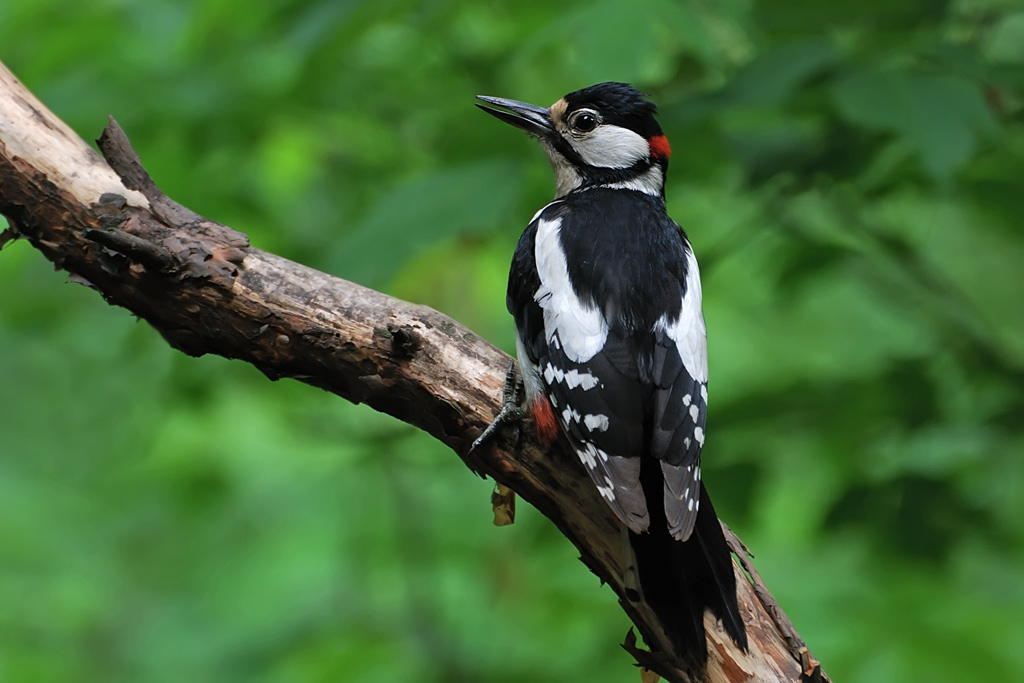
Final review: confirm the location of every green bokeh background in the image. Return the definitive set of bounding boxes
[1,1,1023,681]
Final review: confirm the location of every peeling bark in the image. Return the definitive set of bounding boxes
[0,61,826,683]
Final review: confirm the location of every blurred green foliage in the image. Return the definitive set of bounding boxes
[1,0,1023,681]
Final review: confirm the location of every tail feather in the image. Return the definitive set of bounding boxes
[630,462,747,668]
[692,484,747,649]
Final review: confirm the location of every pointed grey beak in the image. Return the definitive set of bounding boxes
[476,95,554,139]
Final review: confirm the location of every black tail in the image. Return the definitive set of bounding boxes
[629,462,747,669]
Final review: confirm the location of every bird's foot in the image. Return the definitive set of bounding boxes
[468,360,526,455]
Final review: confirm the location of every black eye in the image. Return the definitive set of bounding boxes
[570,110,599,133]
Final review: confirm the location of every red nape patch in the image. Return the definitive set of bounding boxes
[531,396,560,446]
[648,134,671,159]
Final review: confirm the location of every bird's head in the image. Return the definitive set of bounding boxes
[477,82,670,198]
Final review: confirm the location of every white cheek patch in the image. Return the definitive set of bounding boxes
[570,125,650,169]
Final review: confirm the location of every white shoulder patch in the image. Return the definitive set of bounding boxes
[656,247,707,383]
[529,199,561,224]
[533,217,608,363]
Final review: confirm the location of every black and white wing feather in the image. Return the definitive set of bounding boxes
[651,248,708,541]
[509,205,650,531]
[508,194,709,542]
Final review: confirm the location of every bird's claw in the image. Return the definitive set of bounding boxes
[501,359,525,407]
[468,360,527,454]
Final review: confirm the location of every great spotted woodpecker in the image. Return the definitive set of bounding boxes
[474,83,747,668]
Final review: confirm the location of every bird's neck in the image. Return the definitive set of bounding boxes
[546,154,666,199]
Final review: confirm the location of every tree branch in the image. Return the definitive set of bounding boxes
[0,60,825,683]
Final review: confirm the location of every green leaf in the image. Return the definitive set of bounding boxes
[719,39,841,107]
[329,159,523,287]
[832,68,999,179]
[985,11,1024,65]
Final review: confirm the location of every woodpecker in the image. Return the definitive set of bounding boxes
[474,82,747,669]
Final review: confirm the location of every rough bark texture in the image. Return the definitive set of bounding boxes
[0,61,826,683]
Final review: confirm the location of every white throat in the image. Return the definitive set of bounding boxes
[542,140,584,198]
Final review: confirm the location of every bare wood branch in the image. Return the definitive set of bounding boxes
[0,60,826,683]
